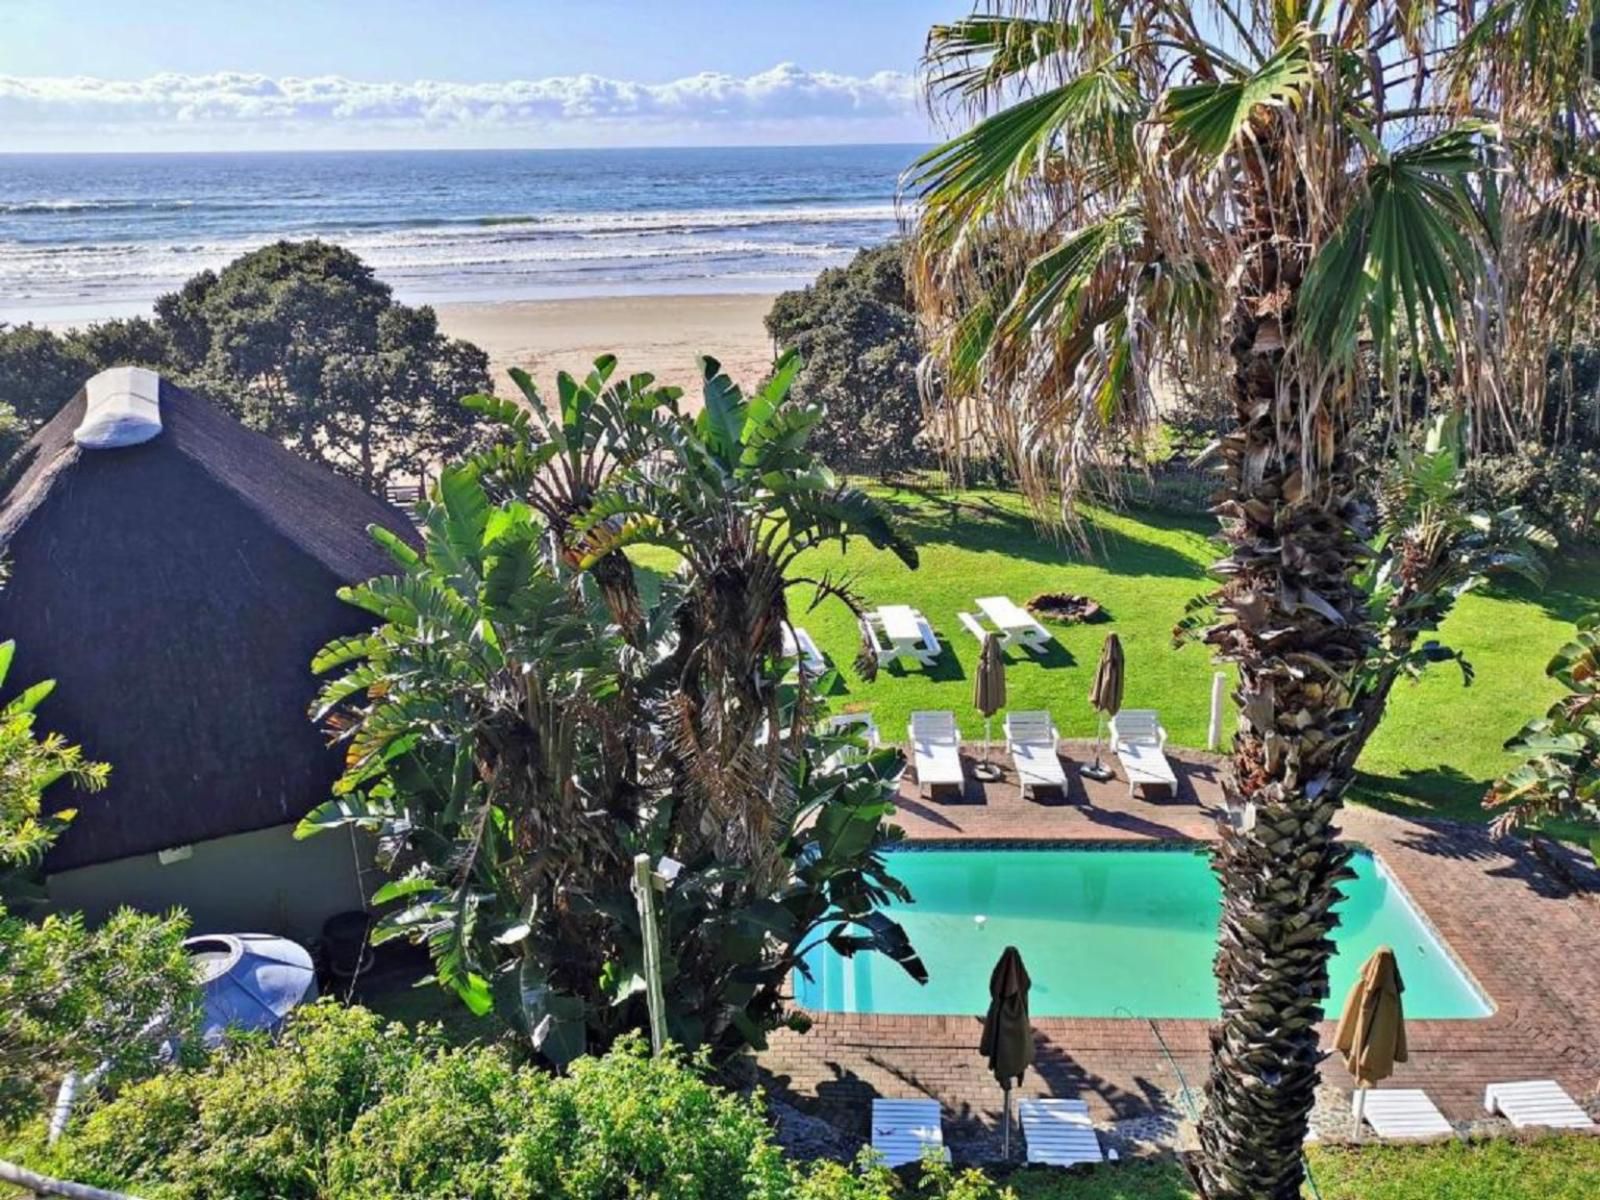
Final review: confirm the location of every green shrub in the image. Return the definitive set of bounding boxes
[792,1153,1012,1199]
[42,1009,1018,1200]
[329,1045,539,1200]
[500,1035,792,1200]
[59,1002,426,1199]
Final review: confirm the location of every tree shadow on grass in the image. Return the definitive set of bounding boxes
[879,638,968,684]
[1511,548,1600,624]
[884,493,1211,583]
[1349,764,1484,823]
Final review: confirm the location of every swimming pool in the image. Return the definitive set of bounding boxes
[797,845,1491,1019]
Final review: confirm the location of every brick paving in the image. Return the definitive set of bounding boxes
[756,740,1600,1156]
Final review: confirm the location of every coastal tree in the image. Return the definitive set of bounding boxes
[908,2,1599,1195]
[0,320,171,437]
[301,354,925,1061]
[0,324,95,428]
[765,243,930,479]
[154,240,493,492]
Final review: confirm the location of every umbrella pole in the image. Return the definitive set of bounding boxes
[975,715,1002,781]
[1080,712,1114,782]
[1352,1086,1366,1142]
[1003,1084,1011,1160]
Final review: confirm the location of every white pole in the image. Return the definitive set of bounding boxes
[633,853,668,1057]
[1208,671,1227,751]
[1352,1086,1367,1142]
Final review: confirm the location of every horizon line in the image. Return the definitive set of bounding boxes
[0,139,937,159]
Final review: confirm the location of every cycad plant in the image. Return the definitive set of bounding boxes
[908,3,1596,1195]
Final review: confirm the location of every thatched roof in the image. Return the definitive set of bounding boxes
[0,373,419,871]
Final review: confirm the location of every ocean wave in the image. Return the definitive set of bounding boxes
[290,202,898,238]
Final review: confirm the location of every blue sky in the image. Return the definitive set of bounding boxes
[0,0,956,151]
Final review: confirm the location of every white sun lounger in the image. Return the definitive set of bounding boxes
[828,712,881,747]
[1484,1080,1596,1130]
[781,625,827,677]
[871,1098,948,1167]
[908,710,964,794]
[822,713,881,771]
[1019,1098,1103,1167]
[1005,711,1066,799]
[1355,1089,1454,1139]
[1109,709,1177,798]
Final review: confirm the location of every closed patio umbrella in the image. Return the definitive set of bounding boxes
[1334,945,1407,1139]
[1082,633,1124,781]
[980,945,1034,1159]
[973,631,1007,781]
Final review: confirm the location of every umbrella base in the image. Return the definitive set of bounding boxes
[1079,762,1115,782]
[973,762,1004,782]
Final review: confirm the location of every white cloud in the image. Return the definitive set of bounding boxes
[0,63,927,149]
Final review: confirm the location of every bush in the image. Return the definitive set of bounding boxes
[328,1045,538,1200]
[38,1008,1017,1200]
[1462,444,1600,546]
[765,242,930,480]
[794,1154,1011,1200]
[58,1002,426,1199]
[0,324,95,428]
[502,1037,789,1200]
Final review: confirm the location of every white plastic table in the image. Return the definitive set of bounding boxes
[976,595,1049,654]
[877,605,938,666]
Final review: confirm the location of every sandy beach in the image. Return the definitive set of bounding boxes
[436,292,780,402]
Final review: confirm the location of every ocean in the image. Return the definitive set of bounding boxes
[0,144,920,325]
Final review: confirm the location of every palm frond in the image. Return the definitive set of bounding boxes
[1161,27,1313,161]
[924,16,1071,104]
[1298,125,1490,367]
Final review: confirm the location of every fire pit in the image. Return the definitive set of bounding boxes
[1026,592,1104,624]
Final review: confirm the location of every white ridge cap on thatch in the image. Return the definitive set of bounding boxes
[73,365,163,450]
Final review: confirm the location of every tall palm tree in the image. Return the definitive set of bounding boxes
[908,3,1596,1196]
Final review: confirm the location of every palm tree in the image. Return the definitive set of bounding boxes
[908,3,1596,1196]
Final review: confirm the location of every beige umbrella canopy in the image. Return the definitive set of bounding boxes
[974,631,1007,780]
[1335,946,1407,1136]
[1083,633,1124,781]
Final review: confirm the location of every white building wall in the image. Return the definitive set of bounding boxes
[47,822,377,942]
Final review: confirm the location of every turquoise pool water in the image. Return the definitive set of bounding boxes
[797,846,1491,1019]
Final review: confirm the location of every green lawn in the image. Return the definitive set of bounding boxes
[992,1135,1600,1198]
[644,486,1599,828]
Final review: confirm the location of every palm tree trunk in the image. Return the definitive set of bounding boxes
[1194,127,1375,1200]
